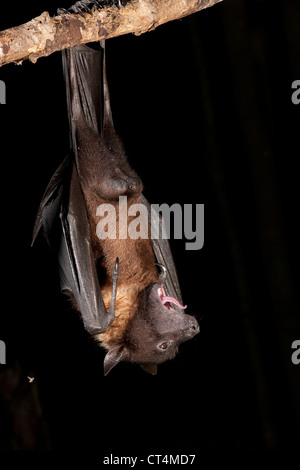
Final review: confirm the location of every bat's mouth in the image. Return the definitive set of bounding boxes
[158,286,187,312]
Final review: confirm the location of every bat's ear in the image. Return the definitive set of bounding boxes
[103,346,126,376]
[140,364,158,375]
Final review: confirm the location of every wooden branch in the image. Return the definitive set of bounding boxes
[0,0,222,67]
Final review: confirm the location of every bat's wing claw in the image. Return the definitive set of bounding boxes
[113,257,119,277]
[107,257,119,320]
[155,262,167,283]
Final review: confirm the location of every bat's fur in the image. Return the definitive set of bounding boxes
[99,283,140,348]
[31,32,199,374]
[76,120,159,349]
[34,43,201,375]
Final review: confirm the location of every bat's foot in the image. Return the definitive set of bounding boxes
[57,0,128,16]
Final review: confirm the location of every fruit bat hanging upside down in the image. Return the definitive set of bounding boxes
[32,2,199,376]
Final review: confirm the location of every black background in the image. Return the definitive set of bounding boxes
[0,0,300,458]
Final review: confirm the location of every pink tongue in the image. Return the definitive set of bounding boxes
[161,296,187,310]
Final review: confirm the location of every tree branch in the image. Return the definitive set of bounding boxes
[0,0,222,67]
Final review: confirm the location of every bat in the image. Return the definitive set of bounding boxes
[32,41,199,375]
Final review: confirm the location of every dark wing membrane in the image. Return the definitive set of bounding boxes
[60,163,110,334]
[32,157,111,335]
[62,42,113,150]
[32,43,115,335]
[63,44,102,138]
[31,155,71,247]
[141,195,184,309]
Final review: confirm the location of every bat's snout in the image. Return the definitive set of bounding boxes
[184,316,200,339]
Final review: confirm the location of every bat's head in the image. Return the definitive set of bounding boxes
[103,283,199,375]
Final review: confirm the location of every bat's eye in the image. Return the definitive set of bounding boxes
[159,342,169,351]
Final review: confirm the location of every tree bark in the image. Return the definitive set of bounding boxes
[0,0,222,67]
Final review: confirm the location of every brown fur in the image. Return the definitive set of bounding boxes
[39,45,199,375]
[82,187,158,348]
[95,283,140,349]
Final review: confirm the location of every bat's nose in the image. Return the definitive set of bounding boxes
[187,317,200,337]
[127,176,142,192]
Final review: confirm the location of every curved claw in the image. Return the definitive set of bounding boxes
[113,257,119,277]
[57,7,69,14]
[58,1,128,17]
[108,257,119,317]
[71,5,88,17]
[77,1,93,13]
[155,263,167,283]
